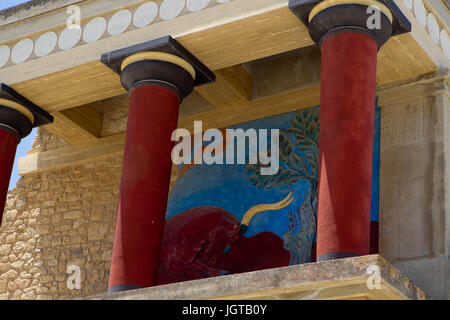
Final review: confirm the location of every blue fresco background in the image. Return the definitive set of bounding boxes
[167,111,309,241]
[371,104,380,223]
[167,104,380,264]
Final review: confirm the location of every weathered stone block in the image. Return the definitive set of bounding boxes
[11,261,24,269]
[12,242,26,254]
[88,223,108,241]
[0,270,18,281]
[64,210,83,220]
[393,255,448,300]
[5,234,15,244]
[4,210,17,222]
[0,263,10,273]
[0,279,7,291]
[7,278,30,291]
[0,292,10,300]
[20,290,36,300]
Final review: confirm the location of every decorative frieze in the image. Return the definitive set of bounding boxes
[0,0,232,68]
[405,0,450,58]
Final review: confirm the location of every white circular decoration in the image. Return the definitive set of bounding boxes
[35,31,58,57]
[0,45,10,68]
[440,29,450,59]
[216,0,230,3]
[108,10,132,35]
[133,2,159,28]
[426,13,440,44]
[160,0,185,20]
[414,0,427,28]
[11,38,34,64]
[58,27,82,50]
[83,17,107,43]
[187,0,211,12]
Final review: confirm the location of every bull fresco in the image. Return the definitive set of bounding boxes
[156,105,380,285]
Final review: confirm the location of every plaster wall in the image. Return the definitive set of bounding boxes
[378,72,450,299]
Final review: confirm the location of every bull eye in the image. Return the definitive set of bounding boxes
[239,225,248,235]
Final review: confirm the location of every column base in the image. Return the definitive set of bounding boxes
[108,284,144,294]
[317,252,360,262]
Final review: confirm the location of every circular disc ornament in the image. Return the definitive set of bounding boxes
[160,0,186,21]
[35,31,58,57]
[108,10,132,35]
[83,17,107,43]
[134,2,159,28]
[59,27,82,50]
[11,38,34,64]
[0,45,11,68]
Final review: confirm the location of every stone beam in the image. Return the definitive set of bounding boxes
[44,105,103,145]
[195,64,252,108]
[18,82,321,177]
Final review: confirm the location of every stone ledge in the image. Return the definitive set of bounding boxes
[0,0,84,27]
[85,255,428,300]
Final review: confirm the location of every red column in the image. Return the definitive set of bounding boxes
[0,128,18,223]
[108,84,181,291]
[0,86,53,226]
[316,32,378,261]
[102,37,214,294]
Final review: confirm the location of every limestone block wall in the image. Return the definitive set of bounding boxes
[379,71,450,299]
[0,129,122,299]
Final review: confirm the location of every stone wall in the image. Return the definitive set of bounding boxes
[0,128,122,299]
[378,71,450,299]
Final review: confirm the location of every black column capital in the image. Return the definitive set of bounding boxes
[101,36,215,99]
[0,84,53,140]
[289,0,411,47]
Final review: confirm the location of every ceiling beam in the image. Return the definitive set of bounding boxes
[19,81,320,177]
[195,64,252,108]
[44,104,103,144]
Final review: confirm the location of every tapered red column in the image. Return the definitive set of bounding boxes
[0,86,53,225]
[102,36,215,293]
[0,128,18,223]
[317,31,378,260]
[108,84,181,292]
[289,0,410,261]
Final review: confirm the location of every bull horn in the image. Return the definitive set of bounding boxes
[240,192,294,229]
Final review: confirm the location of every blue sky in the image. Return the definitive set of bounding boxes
[2,0,35,190]
[0,0,29,10]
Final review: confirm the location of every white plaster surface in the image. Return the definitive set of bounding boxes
[11,38,33,64]
[35,31,58,57]
[108,10,132,35]
[0,45,10,68]
[160,0,186,20]
[414,0,428,28]
[83,17,107,43]
[403,0,413,10]
[133,2,159,28]
[187,0,211,12]
[58,27,82,50]
[440,29,450,59]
